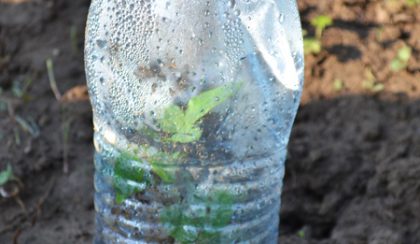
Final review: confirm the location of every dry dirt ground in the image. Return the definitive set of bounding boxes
[0,0,420,243]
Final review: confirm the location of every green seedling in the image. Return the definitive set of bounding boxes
[333,78,345,92]
[113,82,241,203]
[113,152,151,203]
[303,36,321,55]
[15,115,40,138]
[304,15,333,55]
[158,82,240,143]
[0,164,25,210]
[111,83,241,241]
[46,58,62,100]
[147,151,182,183]
[297,229,305,238]
[390,45,412,72]
[311,15,333,40]
[406,0,420,6]
[0,164,14,187]
[362,68,384,92]
[161,190,235,243]
[113,149,182,203]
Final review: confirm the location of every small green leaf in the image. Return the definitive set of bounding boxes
[310,15,333,39]
[210,190,235,205]
[211,208,233,227]
[158,83,240,144]
[397,46,411,62]
[114,153,148,183]
[206,190,235,227]
[161,205,200,243]
[159,105,186,134]
[138,126,160,141]
[297,229,305,238]
[171,226,198,243]
[147,151,182,183]
[311,15,333,30]
[161,190,235,243]
[363,80,384,93]
[303,38,321,55]
[115,193,126,204]
[161,204,183,226]
[148,151,183,166]
[0,164,13,186]
[185,83,239,126]
[390,59,405,72]
[197,231,221,243]
[333,79,344,91]
[113,153,149,203]
[372,83,385,92]
[151,164,175,183]
[113,175,146,204]
[406,0,420,7]
[390,45,411,72]
[169,126,202,143]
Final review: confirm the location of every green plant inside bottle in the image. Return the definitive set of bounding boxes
[111,82,241,243]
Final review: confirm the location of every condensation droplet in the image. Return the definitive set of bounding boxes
[278,13,285,23]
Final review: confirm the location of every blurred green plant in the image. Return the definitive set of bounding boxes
[390,45,412,72]
[113,83,241,203]
[304,15,333,55]
[161,190,235,243]
[406,0,420,7]
[109,83,241,242]
[297,229,305,238]
[11,77,33,101]
[113,152,151,203]
[311,15,334,40]
[0,164,25,206]
[158,82,240,143]
[333,78,345,92]
[303,31,321,55]
[0,164,17,187]
[46,58,62,100]
[15,115,40,138]
[362,68,384,92]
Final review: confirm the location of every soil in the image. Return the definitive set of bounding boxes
[0,0,419,243]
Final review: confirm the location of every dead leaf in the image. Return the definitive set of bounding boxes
[60,85,89,103]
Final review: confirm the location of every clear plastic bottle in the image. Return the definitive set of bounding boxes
[85,0,303,243]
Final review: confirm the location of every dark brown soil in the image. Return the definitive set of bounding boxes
[0,0,419,243]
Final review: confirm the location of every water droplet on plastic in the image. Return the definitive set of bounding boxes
[96,39,107,49]
[278,13,285,23]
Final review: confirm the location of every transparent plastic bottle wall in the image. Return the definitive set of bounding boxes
[85,0,303,243]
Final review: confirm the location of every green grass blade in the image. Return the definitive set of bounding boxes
[0,164,13,186]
